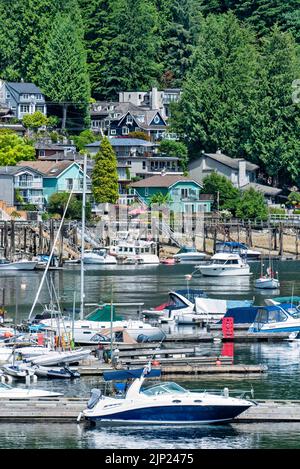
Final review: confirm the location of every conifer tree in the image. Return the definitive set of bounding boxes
[92,137,119,204]
[38,12,90,130]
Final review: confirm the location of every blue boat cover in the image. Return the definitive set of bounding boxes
[103,368,161,381]
[218,306,259,324]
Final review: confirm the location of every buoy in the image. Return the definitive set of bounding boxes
[152,360,160,366]
[216,358,222,366]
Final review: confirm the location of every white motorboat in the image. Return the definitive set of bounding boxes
[83,248,117,265]
[249,303,300,334]
[173,246,208,263]
[196,253,251,277]
[0,381,62,398]
[2,363,36,379]
[109,240,159,264]
[30,348,91,366]
[0,346,13,363]
[215,242,261,260]
[0,258,37,270]
[82,366,254,425]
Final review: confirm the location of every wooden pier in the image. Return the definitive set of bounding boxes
[164,331,291,343]
[0,397,300,422]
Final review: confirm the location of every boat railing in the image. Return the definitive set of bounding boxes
[191,387,255,399]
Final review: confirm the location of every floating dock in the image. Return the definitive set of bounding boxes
[0,398,300,422]
[164,332,291,342]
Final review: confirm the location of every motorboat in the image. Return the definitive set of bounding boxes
[32,365,80,379]
[0,258,37,270]
[109,240,159,265]
[81,366,254,425]
[0,381,62,398]
[215,242,261,260]
[173,246,208,263]
[83,248,117,265]
[265,296,300,307]
[2,363,36,379]
[196,253,251,277]
[142,290,253,325]
[249,304,300,334]
[30,348,91,366]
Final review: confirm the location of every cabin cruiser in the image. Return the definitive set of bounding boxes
[0,258,37,270]
[82,366,254,425]
[173,246,208,263]
[215,242,261,260]
[109,240,159,265]
[249,304,300,334]
[83,248,117,265]
[142,290,253,325]
[196,253,251,277]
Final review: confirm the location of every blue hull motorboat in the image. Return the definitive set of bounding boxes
[81,366,254,425]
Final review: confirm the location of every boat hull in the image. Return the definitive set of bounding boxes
[0,261,37,270]
[197,266,251,277]
[85,404,251,425]
[255,278,280,289]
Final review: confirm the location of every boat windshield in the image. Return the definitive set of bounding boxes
[142,382,187,396]
[0,382,12,389]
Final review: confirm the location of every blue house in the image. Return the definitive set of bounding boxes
[0,80,47,120]
[129,174,213,213]
[17,160,90,206]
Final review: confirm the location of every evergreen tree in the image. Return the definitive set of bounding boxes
[245,27,300,184]
[171,13,260,159]
[38,12,90,130]
[92,0,162,99]
[92,137,119,203]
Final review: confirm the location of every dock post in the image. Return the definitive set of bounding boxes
[279,222,283,257]
[10,220,15,261]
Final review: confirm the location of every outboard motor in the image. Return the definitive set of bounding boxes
[137,334,150,343]
[87,389,102,409]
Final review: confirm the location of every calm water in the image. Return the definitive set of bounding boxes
[1,260,300,449]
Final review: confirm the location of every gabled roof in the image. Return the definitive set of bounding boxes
[16,160,82,178]
[204,153,259,172]
[130,174,202,189]
[0,165,44,177]
[86,138,155,148]
[6,82,44,95]
[240,183,282,196]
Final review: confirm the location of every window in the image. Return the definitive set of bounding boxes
[181,188,188,198]
[20,104,30,113]
[6,92,11,99]
[142,161,146,170]
[126,115,133,124]
[122,126,129,135]
[153,115,160,124]
[36,105,44,113]
[66,178,73,190]
[21,94,30,100]
[36,94,43,100]
[110,129,117,135]
[145,188,149,196]
[126,161,132,167]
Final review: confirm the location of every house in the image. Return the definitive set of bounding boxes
[118,87,182,119]
[90,101,168,142]
[0,166,44,209]
[35,141,77,159]
[0,80,47,120]
[17,160,91,205]
[129,174,213,213]
[85,138,182,194]
[188,150,282,204]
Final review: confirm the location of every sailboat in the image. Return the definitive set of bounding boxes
[255,254,280,290]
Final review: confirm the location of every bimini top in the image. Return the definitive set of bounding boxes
[103,368,161,381]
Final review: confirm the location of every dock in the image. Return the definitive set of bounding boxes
[164,331,291,342]
[0,398,300,422]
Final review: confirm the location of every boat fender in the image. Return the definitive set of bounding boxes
[216,358,222,366]
[87,389,102,409]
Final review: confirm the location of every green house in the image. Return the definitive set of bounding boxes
[129,174,213,213]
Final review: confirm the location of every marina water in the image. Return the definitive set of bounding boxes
[1,260,300,449]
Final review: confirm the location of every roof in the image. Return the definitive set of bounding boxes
[6,82,44,95]
[240,183,282,196]
[16,160,80,177]
[0,165,44,177]
[129,174,202,189]
[204,153,259,172]
[86,138,155,148]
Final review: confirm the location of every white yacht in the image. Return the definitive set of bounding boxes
[0,258,37,270]
[109,240,159,265]
[83,248,117,265]
[173,246,208,263]
[196,253,251,277]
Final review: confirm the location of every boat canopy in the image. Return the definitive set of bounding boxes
[103,368,161,381]
[218,306,259,324]
[176,246,197,254]
[85,304,123,321]
[216,242,248,250]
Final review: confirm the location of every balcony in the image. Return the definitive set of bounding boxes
[15,180,43,189]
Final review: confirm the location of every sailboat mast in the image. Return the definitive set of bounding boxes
[80,153,87,320]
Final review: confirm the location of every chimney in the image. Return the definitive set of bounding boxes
[238,160,247,187]
[151,87,158,110]
[216,149,222,155]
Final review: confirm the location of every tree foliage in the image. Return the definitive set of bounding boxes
[201,172,240,213]
[22,111,49,130]
[91,137,119,203]
[47,191,91,220]
[0,130,35,165]
[159,140,188,170]
[236,187,268,220]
